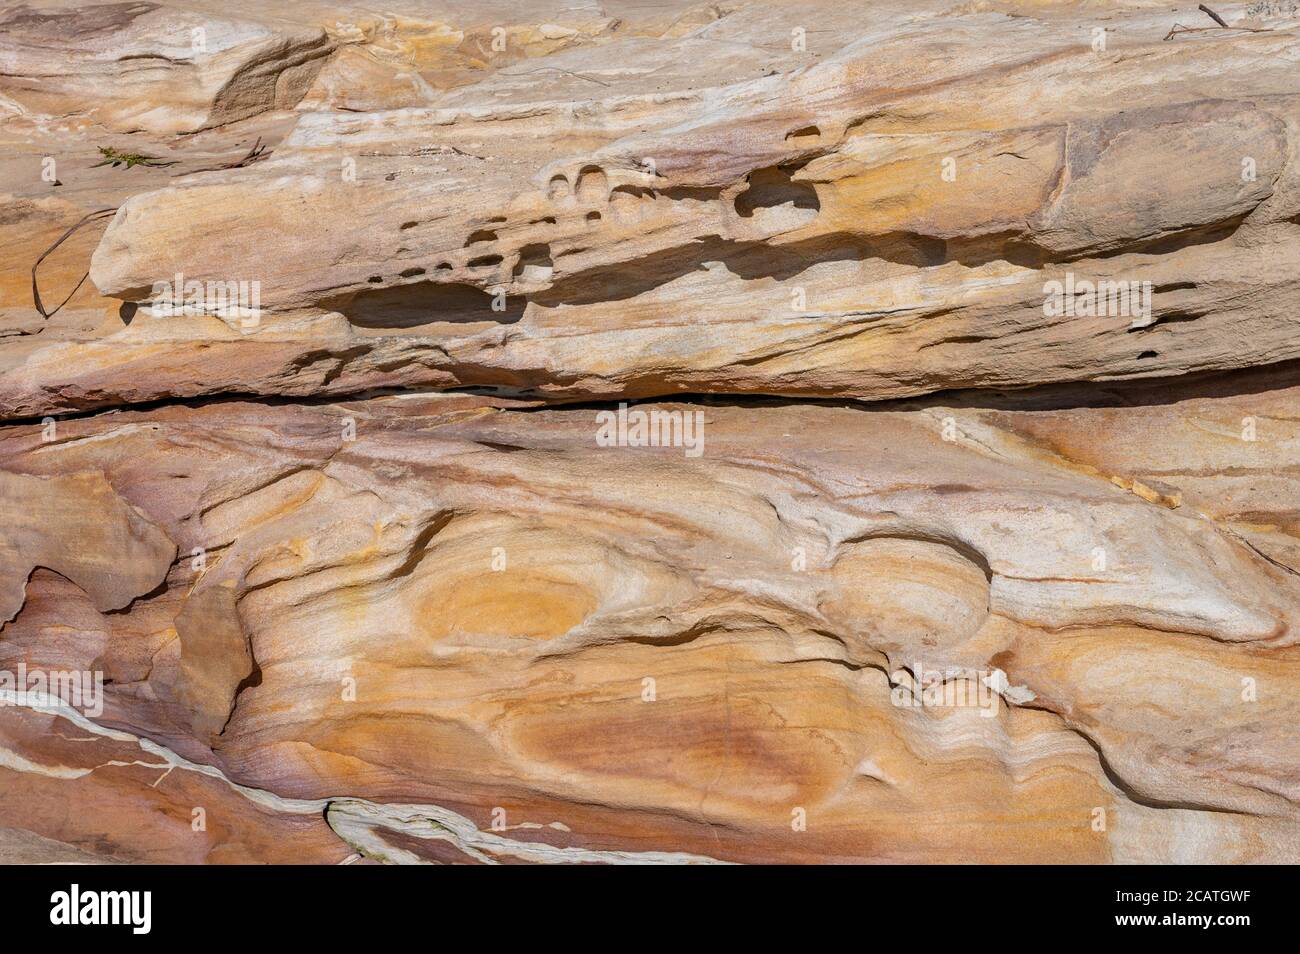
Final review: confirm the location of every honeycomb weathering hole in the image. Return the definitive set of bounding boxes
[403,518,612,642]
[418,572,598,641]
[332,281,525,329]
[513,243,554,281]
[823,536,992,664]
[547,175,571,201]
[575,165,608,203]
[734,165,821,226]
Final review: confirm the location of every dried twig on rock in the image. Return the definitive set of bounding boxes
[1199,4,1231,27]
[1165,4,1274,39]
[174,138,272,176]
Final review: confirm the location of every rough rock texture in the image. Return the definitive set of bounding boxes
[1,0,1299,864]
[0,2,334,135]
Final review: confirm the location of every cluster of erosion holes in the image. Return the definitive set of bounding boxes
[332,159,821,330]
[461,228,555,281]
[548,160,821,220]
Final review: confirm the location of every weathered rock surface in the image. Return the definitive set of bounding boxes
[3,386,1300,862]
[2,0,1299,415]
[0,1,333,135]
[1,0,1299,864]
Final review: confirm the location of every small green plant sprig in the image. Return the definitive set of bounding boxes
[91,146,175,169]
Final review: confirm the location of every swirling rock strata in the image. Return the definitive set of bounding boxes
[1,0,1299,864]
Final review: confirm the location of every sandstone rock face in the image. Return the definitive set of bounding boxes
[0,2,333,135]
[1,0,1299,864]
